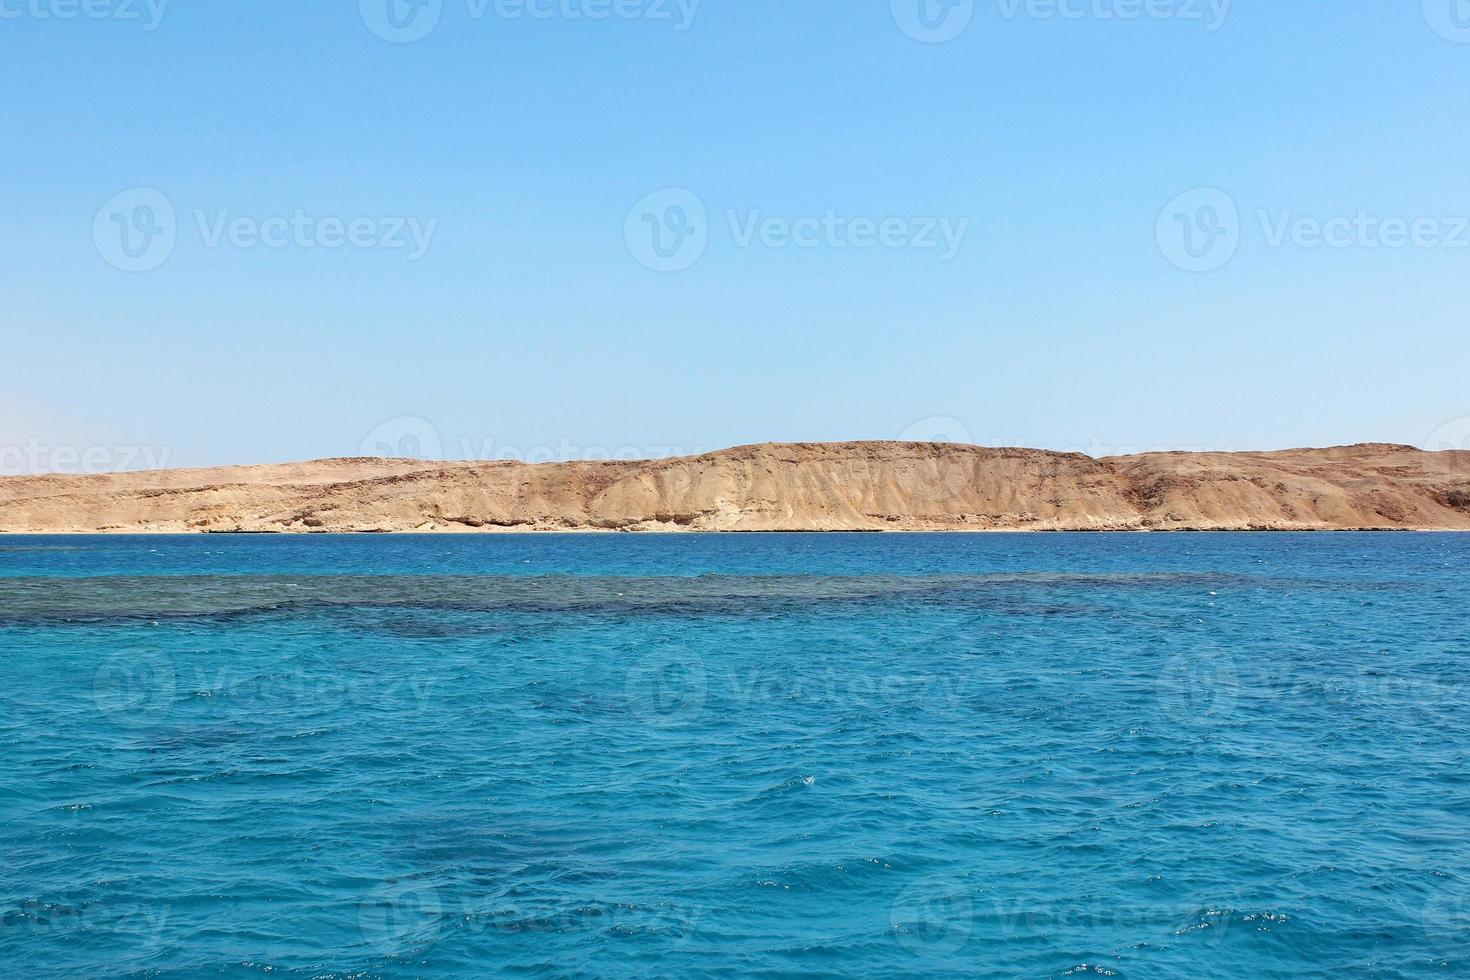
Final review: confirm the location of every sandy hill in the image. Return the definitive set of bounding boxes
[1,442,1467,533]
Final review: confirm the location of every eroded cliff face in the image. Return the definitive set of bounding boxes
[2,442,1468,533]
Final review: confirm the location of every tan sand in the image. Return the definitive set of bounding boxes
[1,442,1467,533]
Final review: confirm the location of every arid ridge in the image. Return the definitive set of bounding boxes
[1,441,1468,533]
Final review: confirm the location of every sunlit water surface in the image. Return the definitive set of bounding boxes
[2,533,1468,977]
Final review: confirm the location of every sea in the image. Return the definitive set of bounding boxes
[2,533,1467,978]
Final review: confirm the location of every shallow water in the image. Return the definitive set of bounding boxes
[2,533,1467,977]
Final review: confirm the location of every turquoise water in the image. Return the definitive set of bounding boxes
[2,533,1468,978]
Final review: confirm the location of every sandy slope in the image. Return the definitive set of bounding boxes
[1,442,1467,533]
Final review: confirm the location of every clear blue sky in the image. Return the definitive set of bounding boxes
[4,1,1470,471]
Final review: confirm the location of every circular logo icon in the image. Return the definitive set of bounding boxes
[94,188,177,273]
[1422,416,1470,488]
[359,879,443,954]
[1425,417,1470,454]
[624,649,708,727]
[360,0,443,43]
[899,416,973,445]
[1157,652,1237,727]
[93,651,176,727]
[890,875,973,954]
[360,416,444,460]
[1156,188,1240,273]
[1424,0,1470,43]
[625,188,708,273]
[891,0,975,43]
